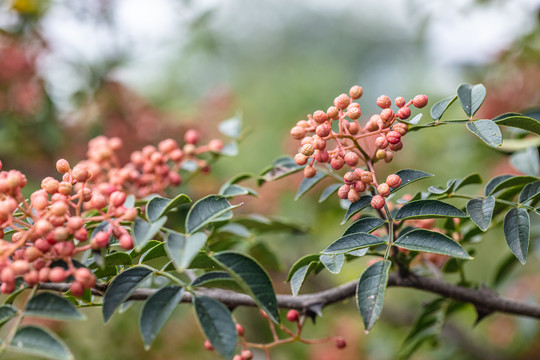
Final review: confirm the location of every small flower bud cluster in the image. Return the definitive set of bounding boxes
[289,86,426,209]
[0,130,223,295]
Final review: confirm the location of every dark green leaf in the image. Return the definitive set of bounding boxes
[395,200,468,221]
[320,254,345,274]
[356,260,391,332]
[454,173,482,191]
[493,113,540,135]
[165,231,207,271]
[503,208,530,264]
[103,267,153,322]
[290,262,319,296]
[295,172,327,201]
[146,194,191,222]
[485,175,514,196]
[341,195,373,224]
[191,272,236,289]
[194,296,237,360]
[466,196,495,232]
[140,286,184,350]
[511,147,539,176]
[218,113,242,138]
[130,240,161,259]
[104,252,133,266]
[185,195,240,234]
[9,325,73,360]
[343,217,386,236]
[259,157,303,185]
[0,305,17,327]
[486,175,539,196]
[430,95,457,120]
[25,292,85,321]
[220,184,257,198]
[390,169,434,193]
[213,252,279,323]
[399,298,448,358]
[286,254,320,282]
[428,180,455,195]
[248,242,281,271]
[234,215,307,234]
[466,120,502,147]
[322,233,386,255]
[133,217,167,251]
[140,243,167,263]
[395,229,472,259]
[493,253,519,287]
[319,183,342,203]
[520,181,540,203]
[457,83,486,116]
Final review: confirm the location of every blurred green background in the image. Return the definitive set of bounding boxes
[0,0,539,359]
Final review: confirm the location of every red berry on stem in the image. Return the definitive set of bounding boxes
[349,85,363,99]
[287,309,299,322]
[413,94,428,108]
[397,107,411,120]
[313,110,328,124]
[334,94,351,109]
[395,96,406,108]
[371,195,385,210]
[376,95,391,109]
[336,337,347,349]
[386,174,402,188]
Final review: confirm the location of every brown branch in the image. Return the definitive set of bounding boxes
[38,272,540,319]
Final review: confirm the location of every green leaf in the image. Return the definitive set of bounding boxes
[511,147,539,177]
[130,240,161,259]
[407,113,422,125]
[466,196,495,232]
[218,113,242,138]
[286,254,320,282]
[520,181,540,203]
[493,253,519,287]
[399,298,448,358]
[295,172,327,200]
[503,208,530,264]
[220,142,238,157]
[191,272,237,289]
[165,231,208,271]
[104,252,133,266]
[356,260,391,332]
[290,262,318,296]
[193,296,237,360]
[390,169,434,193]
[212,252,279,323]
[259,157,303,185]
[486,175,539,196]
[395,229,472,259]
[319,183,342,203]
[0,305,17,327]
[185,195,240,234]
[322,233,386,255]
[485,174,513,196]
[466,120,502,147]
[103,267,153,322]
[146,194,191,222]
[9,325,73,360]
[320,254,345,274]
[343,217,386,236]
[133,217,168,251]
[25,292,85,321]
[454,173,482,191]
[457,83,486,116]
[140,243,167,263]
[493,113,540,135]
[430,95,457,120]
[341,195,372,224]
[395,200,468,221]
[428,180,456,195]
[220,184,257,198]
[140,286,184,350]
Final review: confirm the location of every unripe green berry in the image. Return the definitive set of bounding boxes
[376,95,391,109]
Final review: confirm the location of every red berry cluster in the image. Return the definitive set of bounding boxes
[0,131,223,295]
[290,86,427,210]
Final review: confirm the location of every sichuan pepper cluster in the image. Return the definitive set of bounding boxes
[290,85,427,210]
[0,130,222,295]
